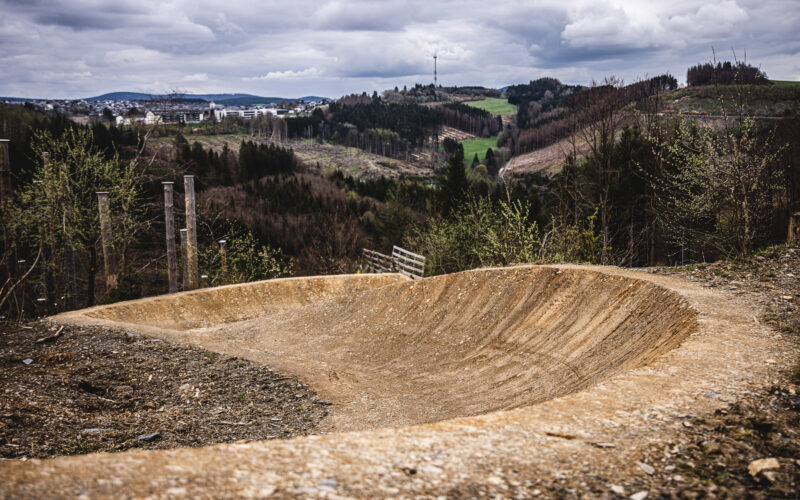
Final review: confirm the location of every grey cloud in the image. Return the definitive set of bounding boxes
[0,0,798,99]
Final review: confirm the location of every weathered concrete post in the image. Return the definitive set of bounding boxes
[180,228,189,291]
[184,175,199,289]
[788,212,800,243]
[218,239,227,283]
[96,192,118,289]
[163,182,178,293]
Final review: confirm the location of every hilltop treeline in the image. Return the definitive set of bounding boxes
[687,61,768,86]
[506,78,585,105]
[324,101,438,146]
[381,84,500,105]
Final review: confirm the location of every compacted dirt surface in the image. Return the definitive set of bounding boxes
[0,324,329,459]
[0,260,798,499]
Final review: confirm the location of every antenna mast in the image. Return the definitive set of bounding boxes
[433,54,438,87]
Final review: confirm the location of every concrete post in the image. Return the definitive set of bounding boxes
[163,182,178,293]
[180,228,189,291]
[184,175,199,289]
[96,191,118,289]
[218,239,227,283]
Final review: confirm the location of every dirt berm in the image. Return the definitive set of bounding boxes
[2,264,796,498]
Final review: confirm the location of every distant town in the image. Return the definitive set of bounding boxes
[0,93,329,126]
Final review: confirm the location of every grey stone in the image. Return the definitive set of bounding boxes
[636,462,655,475]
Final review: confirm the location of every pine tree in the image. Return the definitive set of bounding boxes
[440,149,468,215]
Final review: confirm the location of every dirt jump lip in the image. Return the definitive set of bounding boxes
[2,264,796,498]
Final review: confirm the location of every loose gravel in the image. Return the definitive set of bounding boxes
[0,324,329,459]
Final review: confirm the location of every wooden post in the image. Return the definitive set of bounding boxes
[789,212,800,243]
[218,239,227,283]
[0,139,18,281]
[96,191,118,289]
[184,175,199,289]
[180,228,189,291]
[163,182,178,293]
[0,140,11,206]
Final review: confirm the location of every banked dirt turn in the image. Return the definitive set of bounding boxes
[2,265,796,498]
[47,266,695,433]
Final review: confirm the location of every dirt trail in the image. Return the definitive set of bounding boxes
[2,265,797,498]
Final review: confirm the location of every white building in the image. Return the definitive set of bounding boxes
[145,111,162,125]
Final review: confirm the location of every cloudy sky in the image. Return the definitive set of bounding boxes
[1,0,798,99]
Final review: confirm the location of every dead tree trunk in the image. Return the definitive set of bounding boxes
[183,176,199,289]
[163,182,178,293]
[96,191,118,290]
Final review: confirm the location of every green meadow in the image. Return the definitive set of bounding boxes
[463,98,517,115]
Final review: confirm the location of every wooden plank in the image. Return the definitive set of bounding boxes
[361,248,392,274]
[362,246,425,278]
[391,245,425,279]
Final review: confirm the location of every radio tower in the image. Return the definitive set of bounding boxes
[433,54,438,86]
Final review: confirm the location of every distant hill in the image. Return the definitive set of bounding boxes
[85,92,329,104]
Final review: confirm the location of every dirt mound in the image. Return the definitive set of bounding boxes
[53,266,695,432]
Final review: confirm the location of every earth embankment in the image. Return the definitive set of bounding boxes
[53,266,696,432]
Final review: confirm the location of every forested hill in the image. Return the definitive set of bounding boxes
[1,64,799,321]
[85,92,329,103]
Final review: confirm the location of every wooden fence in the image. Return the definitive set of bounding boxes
[360,245,426,279]
[361,248,393,274]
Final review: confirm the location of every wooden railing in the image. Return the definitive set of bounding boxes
[361,248,393,274]
[360,246,426,279]
[391,245,426,279]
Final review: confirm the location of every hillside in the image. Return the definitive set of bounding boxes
[462,97,517,115]
[661,83,800,116]
[85,92,328,103]
[503,134,593,177]
[170,134,432,179]
[501,81,799,177]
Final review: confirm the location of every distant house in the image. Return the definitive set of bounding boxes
[115,116,127,127]
[161,110,204,124]
[145,111,162,125]
[215,107,284,120]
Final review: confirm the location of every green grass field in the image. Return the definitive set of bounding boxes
[461,136,498,164]
[771,80,800,88]
[463,98,517,115]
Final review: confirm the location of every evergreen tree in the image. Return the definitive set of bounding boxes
[440,149,468,215]
[485,148,499,177]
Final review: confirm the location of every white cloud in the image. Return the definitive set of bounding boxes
[244,67,322,81]
[182,73,209,82]
[0,0,797,98]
